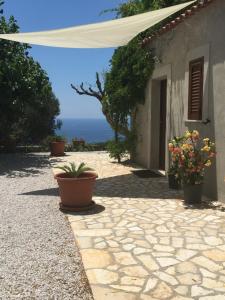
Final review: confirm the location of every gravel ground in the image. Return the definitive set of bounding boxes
[0,153,93,300]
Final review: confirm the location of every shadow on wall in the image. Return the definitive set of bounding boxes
[186,59,218,201]
[169,62,218,201]
[0,153,50,178]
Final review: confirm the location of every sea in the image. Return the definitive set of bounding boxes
[56,118,114,143]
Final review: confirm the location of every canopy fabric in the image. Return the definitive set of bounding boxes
[0,1,195,48]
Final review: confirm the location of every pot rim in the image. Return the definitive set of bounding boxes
[55,171,98,181]
[183,183,203,187]
[51,141,65,144]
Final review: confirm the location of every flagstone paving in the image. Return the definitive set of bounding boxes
[51,152,225,300]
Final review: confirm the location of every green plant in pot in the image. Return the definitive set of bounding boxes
[72,137,85,147]
[49,135,66,156]
[167,165,181,190]
[168,130,216,205]
[55,162,98,212]
[167,136,184,190]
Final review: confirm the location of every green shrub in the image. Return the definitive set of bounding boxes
[106,139,127,163]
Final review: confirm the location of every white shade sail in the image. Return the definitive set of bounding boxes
[0,1,195,48]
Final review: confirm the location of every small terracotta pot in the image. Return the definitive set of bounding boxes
[50,141,65,156]
[55,172,98,211]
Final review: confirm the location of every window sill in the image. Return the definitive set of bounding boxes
[185,120,202,123]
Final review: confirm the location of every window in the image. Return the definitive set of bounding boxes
[188,57,204,120]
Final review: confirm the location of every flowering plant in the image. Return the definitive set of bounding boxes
[168,130,216,185]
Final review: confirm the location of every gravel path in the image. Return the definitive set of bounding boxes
[0,153,93,300]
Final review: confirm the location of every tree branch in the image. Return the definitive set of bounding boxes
[71,73,130,138]
[71,82,102,101]
[96,72,104,96]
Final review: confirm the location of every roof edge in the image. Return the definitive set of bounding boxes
[142,0,216,47]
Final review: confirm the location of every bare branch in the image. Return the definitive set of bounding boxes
[71,73,130,138]
[71,83,102,101]
[96,72,105,96]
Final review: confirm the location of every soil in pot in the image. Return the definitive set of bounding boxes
[50,141,65,156]
[168,174,180,190]
[183,184,203,205]
[55,172,98,211]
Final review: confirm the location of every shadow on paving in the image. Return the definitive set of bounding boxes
[0,153,50,178]
[22,173,181,200]
[94,173,182,199]
[65,204,106,216]
[19,171,225,211]
[184,201,225,212]
[20,187,59,196]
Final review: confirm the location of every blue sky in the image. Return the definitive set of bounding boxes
[4,0,125,119]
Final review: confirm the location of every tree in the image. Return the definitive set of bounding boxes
[0,1,60,149]
[104,0,191,135]
[72,0,192,160]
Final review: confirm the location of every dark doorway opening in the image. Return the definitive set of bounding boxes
[159,79,167,170]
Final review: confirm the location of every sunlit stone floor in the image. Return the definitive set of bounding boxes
[51,152,225,300]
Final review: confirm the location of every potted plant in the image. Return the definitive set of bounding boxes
[168,130,216,205]
[50,135,66,156]
[72,137,85,147]
[167,166,181,190]
[55,162,98,212]
[167,136,184,189]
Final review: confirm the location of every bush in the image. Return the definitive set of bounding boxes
[106,140,127,163]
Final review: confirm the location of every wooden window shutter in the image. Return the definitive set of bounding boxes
[188,57,204,120]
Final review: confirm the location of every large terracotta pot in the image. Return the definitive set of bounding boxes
[183,184,203,205]
[55,172,98,211]
[50,141,65,156]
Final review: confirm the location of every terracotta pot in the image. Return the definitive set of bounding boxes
[50,141,65,156]
[55,172,98,211]
[183,184,203,205]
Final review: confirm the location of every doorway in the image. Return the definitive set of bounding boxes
[159,79,167,170]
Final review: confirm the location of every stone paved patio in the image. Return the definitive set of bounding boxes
[51,152,225,300]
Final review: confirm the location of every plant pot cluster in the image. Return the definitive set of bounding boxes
[168,130,216,205]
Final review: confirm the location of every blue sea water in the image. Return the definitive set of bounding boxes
[56,118,114,143]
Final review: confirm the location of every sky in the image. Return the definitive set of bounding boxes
[4,0,125,119]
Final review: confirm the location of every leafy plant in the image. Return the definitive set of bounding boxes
[56,162,94,178]
[106,139,127,163]
[71,0,192,160]
[72,137,85,146]
[51,135,66,142]
[0,2,60,149]
[168,130,216,185]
